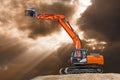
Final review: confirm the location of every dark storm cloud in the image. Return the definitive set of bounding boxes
[78,0,120,42]
[0,35,28,64]
[0,0,75,39]
[78,0,120,73]
[25,2,75,38]
[9,0,75,39]
[103,42,120,73]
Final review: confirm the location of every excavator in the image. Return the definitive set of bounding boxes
[25,7,104,74]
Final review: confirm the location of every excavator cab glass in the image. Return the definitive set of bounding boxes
[71,49,87,65]
[71,49,86,58]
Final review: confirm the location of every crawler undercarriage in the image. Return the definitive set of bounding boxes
[60,64,103,74]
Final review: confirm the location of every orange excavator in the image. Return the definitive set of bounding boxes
[25,7,104,74]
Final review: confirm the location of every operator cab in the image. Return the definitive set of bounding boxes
[71,49,87,65]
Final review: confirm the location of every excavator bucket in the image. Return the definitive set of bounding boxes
[25,7,38,17]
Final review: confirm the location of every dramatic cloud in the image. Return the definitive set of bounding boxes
[0,35,28,64]
[78,0,120,73]
[0,0,78,80]
[0,0,120,80]
[103,42,120,73]
[79,0,120,42]
[26,2,75,38]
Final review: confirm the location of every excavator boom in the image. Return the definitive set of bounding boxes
[25,7,81,49]
[37,14,82,49]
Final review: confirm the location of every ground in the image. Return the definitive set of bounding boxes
[32,73,120,80]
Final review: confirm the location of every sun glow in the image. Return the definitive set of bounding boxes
[85,39,107,51]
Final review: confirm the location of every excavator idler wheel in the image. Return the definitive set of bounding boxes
[59,68,66,74]
[65,67,69,74]
[96,66,103,73]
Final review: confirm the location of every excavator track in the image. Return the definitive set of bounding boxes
[60,65,103,74]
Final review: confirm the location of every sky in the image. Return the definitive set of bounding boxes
[79,0,120,73]
[0,0,120,80]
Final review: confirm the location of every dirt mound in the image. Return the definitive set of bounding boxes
[32,73,120,80]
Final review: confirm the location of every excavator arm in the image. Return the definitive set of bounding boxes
[36,14,82,49]
[25,7,81,49]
